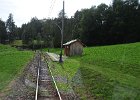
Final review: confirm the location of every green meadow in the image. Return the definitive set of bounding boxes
[49,42,140,99]
[0,44,33,92]
[1,42,140,99]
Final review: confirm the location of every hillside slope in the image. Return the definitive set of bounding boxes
[79,42,140,99]
[0,44,33,92]
[49,42,140,99]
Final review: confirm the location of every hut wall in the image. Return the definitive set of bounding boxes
[69,42,83,56]
[64,45,70,56]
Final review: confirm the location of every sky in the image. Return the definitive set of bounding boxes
[0,0,112,27]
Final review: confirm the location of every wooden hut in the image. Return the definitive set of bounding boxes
[63,39,83,56]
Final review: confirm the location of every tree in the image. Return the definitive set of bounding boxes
[19,0,140,48]
[72,10,83,39]
[14,27,22,40]
[0,19,7,43]
[6,13,16,42]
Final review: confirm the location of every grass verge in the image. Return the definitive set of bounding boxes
[0,44,33,92]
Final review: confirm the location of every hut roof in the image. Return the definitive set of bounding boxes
[63,39,83,46]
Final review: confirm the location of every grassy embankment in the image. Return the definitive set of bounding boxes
[46,42,140,99]
[0,44,33,92]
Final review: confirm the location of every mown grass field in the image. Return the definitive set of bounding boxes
[43,48,61,54]
[11,40,23,47]
[0,44,33,92]
[48,42,140,99]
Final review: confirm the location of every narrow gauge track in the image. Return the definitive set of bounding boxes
[35,52,62,100]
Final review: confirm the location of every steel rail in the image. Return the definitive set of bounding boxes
[35,68,40,100]
[35,54,62,100]
[46,59,62,100]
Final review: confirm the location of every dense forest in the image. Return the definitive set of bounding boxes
[0,0,140,48]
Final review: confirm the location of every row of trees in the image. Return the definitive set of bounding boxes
[0,0,140,48]
[0,12,74,48]
[0,13,20,44]
[20,16,75,48]
[0,19,6,43]
[73,0,140,45]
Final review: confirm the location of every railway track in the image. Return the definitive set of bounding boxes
[35,52,62,100]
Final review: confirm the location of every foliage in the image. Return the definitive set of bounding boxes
[6,13,16,42]
[0,19,7,43]
[20,16,75,48]
[73,0,140,45]
[0,0,140,47]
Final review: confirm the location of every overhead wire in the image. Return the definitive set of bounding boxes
[48,0,57,18]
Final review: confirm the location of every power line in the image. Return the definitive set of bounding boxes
[48,0,56,18]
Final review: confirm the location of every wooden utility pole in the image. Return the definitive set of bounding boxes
[59,0,64,63]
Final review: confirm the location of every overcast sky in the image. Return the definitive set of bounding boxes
[0,0,112,27]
